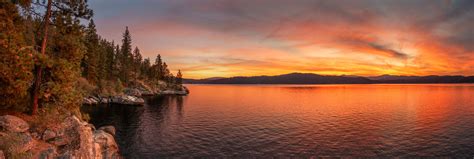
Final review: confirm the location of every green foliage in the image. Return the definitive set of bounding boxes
[1,0,185,117]
[37,4,90,112]
[81,19,100,85]
[153,54,163,80]
[115,79,124,95]
[5,0,92,114]
[119,26,133,83]
[76,77,97,97]
[141,58,151,79]
[29,104,78,133]
[132,47,142,79]
[0,2,34,111]
[176,70,183,85]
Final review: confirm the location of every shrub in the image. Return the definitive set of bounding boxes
[76,77,97,96]
[114,79,124,95]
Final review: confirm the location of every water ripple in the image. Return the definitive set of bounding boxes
[82,84,474,158]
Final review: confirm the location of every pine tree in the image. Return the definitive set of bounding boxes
[132,47,142,80]
[30,0,92,115]
[0,1,35,111]
[176,70,183,85]
[162,62,170,82]
[113,44,121,78]
[82,19,100,85]
[153,54,163,80]
[2,0,185,115]
[105,41,115,80]
[31,0,52,115]
[142,58,151,79]
[120,26,132,83]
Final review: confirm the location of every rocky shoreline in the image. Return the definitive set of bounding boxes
[0,85,191,158]
[0,86,189,159]
[83,85,189,105]
[0,115,120,159]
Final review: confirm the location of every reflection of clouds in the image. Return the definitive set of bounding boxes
[90,0,474,78]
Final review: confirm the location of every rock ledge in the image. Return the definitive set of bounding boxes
[0,115,121,159]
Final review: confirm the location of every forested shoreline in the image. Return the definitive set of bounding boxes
[1,1,184,158]
[1,0,184,115]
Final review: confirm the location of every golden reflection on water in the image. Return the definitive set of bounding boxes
[186,84,474,119]
[183,84,474,156]
[85,84,474,157]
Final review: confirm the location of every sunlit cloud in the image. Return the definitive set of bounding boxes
[89,0,474,78]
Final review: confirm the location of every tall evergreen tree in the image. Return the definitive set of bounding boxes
[120,26,132,83]
[154,54,163,80]
[132,47,142,79]
[113,44,121,79]
[105,41,115,80]
[162,62,170,81]
[31,0,52,115]
[30,0,92,115]
[82,19,100,84]
[142,58,151,79]
[0,1,35,111]
[2,1,184,115]
[176,70,183,85]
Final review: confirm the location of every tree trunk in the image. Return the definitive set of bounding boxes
[32,0,52,115]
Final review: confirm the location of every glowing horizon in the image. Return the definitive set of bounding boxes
[90,0,474,79]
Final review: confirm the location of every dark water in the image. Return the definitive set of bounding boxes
[82,84,474,158]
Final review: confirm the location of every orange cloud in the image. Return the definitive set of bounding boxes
[90,0,474,79]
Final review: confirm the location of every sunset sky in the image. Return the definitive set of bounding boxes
[89,0,474,79]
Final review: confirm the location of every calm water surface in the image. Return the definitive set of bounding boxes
[83,84,474,158]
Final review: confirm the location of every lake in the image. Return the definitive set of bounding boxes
[82,84,474,158]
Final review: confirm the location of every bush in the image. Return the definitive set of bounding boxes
[0,2,34,112]
[28,106,70,132]
[76,77,97,96]
[114,79,124,95]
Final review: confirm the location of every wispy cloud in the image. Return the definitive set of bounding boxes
[89,0,474,78]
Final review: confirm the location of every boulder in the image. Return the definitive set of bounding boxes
[129,81,158,96]
[111,95,144,105]
[93,143,102,159]
[41,115,121,158]
[91,96,100,103]
[125,88,142,97]
[94,130,119,159]
[0,115,29,133]
[38,147,56,159]
[83,97,90,104]
[98,126,116,136]
[0,115,120,158]
[160,89,188,95]
[53,116,96,158]
[49,136,68,146]
[0,132,34,154]
[83,97,96,105]
[83,96,103,105]
[158,86,189,95]
[42,129,56,141]
[90,98,98,104]
[99,96,110,104]
[140,90,155,96]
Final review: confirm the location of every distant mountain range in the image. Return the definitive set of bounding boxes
[184,73,474,84]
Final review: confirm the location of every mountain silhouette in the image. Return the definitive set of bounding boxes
[184,73,474,84]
